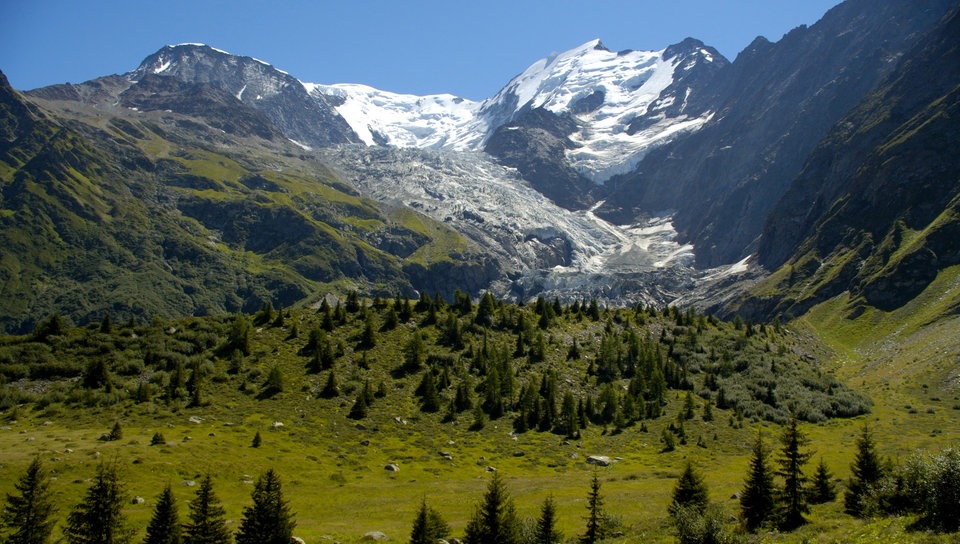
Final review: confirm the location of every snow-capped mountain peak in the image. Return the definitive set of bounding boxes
[304,82,481,149]
[307,38,728,183]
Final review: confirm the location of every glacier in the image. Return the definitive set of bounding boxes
[305,39,719,183]
[317,145,743,307]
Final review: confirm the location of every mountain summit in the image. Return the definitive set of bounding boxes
[3,0,958,332]
[311,38,728,183]
[129,43,361,147]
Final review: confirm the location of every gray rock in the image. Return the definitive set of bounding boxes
[586,455,612,466]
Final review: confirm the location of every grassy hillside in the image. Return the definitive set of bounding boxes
[1,296,954,543]
[0,74,497,334]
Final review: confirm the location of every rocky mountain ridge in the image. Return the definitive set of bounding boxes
[2,0,959,332]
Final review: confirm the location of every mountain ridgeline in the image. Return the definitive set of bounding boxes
[1,0,959,332]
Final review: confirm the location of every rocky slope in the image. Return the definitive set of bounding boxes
[0,71,493,333]
[730,3,960,319]
[2,0,959,332]
[595,0,956,268]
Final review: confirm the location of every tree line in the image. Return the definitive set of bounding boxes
[2,424,957,544]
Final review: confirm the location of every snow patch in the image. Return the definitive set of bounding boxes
[288,139,312,151]
[153,58,172,74]
[300,39,713,183]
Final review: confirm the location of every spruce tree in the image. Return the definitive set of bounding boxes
[319,370,339,399]
[669,462,709,519]
[262,366,284,397]
[418,371,441,413]
[533,495,562,544]
[235,469,295,544]
[844,424,884,517]
[143,484,180,544]
[2,457,56,544]
[63,462,131,544]
[809,458,837,504]
[408,498,450,544]
[182,475,230,544]
[580,472,606,544]
[348,390,369,420]
[776,417,812,530]
[463,472,521,544]
[740,430,776,531]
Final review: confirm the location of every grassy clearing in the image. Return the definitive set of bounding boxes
[0,292,956,543]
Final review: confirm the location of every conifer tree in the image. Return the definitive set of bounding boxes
[418,371,441,413]
[64,462,131,544]
[534,495,562,544]
[2,457,56,544]
[560,391,579,438]
[409,498,450,544]
[225,314,251,356]
[844,424,884,517]
[580,472,606,544]
[669,462,709,519]
[809,458,837,504]
[262,366,284,397]
[182,475,230,544]
[108,421,123,441]
[776,416,812,529]
[235,469,295,544]
[740,430,776,531]
[143,484,180,544]
[359,314,377,350]
[348,390,369,420]
[319,370,339,399]
[463,472,521,544]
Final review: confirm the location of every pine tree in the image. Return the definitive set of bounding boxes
[809,458,837,504]
[108,421,123,441]
[262,366,284,397]
[143,484,181,544]
[235,469,295,544]
[534,495,562,544]
[463,472,521,544]
[225,314,251,356]
[182,475,230,544]
[776,417,812,530]
[844,424,884,517]
[418,371,441,413]
[348,390,369,420]
[740,430,776,531]
[560,391,579,438]
[319,370,339,399]
[669,462,709,519]
[63,462,131,544]
[409,498,450,544]
[580,472,606,544]
[251,431,262,448]
[1,457,56,544]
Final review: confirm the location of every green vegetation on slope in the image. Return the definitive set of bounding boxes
[0,81,494,334]
[0,296,891,542]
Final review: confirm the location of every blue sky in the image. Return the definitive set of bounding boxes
[1,0,840,100]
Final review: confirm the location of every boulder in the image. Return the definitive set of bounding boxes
[385,463,400,472]
[586,455,612,466]
[362,531,388,541]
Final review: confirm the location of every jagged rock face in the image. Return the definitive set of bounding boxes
[740,4,960,317]
[118,74,285,140]
[130,44,361,148]
[597,0,957,268]
[479,38,727,191]
[483,107,595,210]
